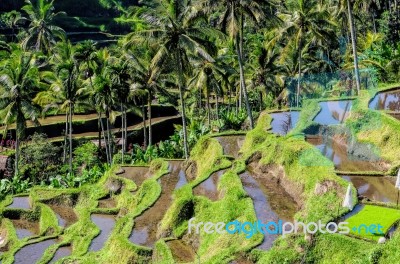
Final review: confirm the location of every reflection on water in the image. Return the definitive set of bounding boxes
[306,135,383,172]
[342,176,398,203]
[240,168,297,250]
[14,239,56,264]
[48,204,78,228]
[369,89,400,112]
[49,246,72,263]
[216,136,245,158]
[314,100,353,125]
[7,197,31,209]
[11,219,39,239]
[270,111,300,135]
[89,214,115,251]
[193,170,226,201]
[129,161,183,247]
[120,166,150,186]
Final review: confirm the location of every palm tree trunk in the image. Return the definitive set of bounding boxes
[14,135,19,177]
[98,114,101,151]
[297,47,302,108]
[69,104,73,174]
[236,35,254,129]
[100,112,109,164]
[106,113,113,164]
[125,108,128,154]
[206,88,211,127]
[176,52,189,159]
[347,0,361,95]
[121,104,125,163]
[63,111,68,163]
[142,103,148,149]
[215,89,219,121]
[148,91,152,147]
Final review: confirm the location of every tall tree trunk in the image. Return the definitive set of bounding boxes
[206,88,211,127]
[215,89,219,121]
[69,104,73,174]
[347,0,361,95]
[372,12,377,33]
[98,114,101,151]
[106,112,113,164]
[142,103,148,149]
[297,46,302,108]
[199,88,202,109]
[236,35,254,129]
[100,112,110,164]
[176,52,189,159]
[63,112,68,163]
[121,104,125,164]
[147,91,152,147]
[14,134,19,177]
[124,107,128,160]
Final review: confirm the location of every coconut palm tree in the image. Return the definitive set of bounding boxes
[123,49,170,148]
[90,48,119,165]
[127,0,219,159]
[274,0,337,106]
[34,40,89,174]
[20,0,66,54]
[198,0,277,128]
[0,11,23,42]
[188,54,233,126]
[0,50,41,177]
[330,0,361,95]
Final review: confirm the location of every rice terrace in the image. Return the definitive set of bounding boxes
[1,0,400,263]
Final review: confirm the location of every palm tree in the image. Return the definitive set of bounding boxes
[188,54,233,126]
[34,40,89,174]
[20,0,66,54]
[330,0,361,95]
[127,0,219,159]
[90,48,118,165]
[355,0,381,33]
[0,50,41,177]
[274,0,337,106]
[106,56,132,162]
[199,0,277,128]
[247,46,284,110]
[123,49,169,148]
[0,11,23,42]
[346,0,361,95]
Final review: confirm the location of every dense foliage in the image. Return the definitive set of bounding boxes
[0,0,400,194]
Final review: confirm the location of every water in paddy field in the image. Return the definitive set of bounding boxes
[13,239,56,264]
[341,176,398,203]
[369,89,400,112]
[239,167,297,250]
[313,100,353,125]
[89,214,116,251]
[49,246,72,263]
[193,170,226,201]
[306,135,384,172]
[11,219,39,239]
[129,161,184,247]
[119,166,150,187]
[97,196,117,209]
[339,204,365,221]
[7,197,31,209]
[215,136,245,158]
[270,111,300,135]
[167,239,196,263]
[47,204,78,228]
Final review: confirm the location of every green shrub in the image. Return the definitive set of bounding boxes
[19,133,61,184]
